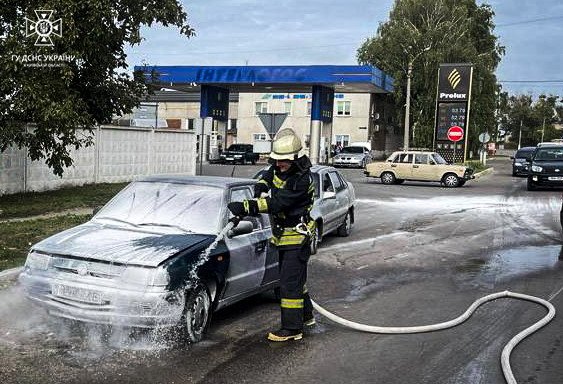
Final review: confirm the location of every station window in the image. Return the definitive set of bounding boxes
[255,102,268,115]
[306,101,312,116]
[336,101,351,116]
[284,102,292,116]
[253,133,268,141]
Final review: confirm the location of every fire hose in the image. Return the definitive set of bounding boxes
[311,292,555,384]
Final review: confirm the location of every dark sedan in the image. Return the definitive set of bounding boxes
[527,145,563,190]
[510,147,535,176]
[19,176,279,343]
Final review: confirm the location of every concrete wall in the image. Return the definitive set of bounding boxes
[0,126,196,196]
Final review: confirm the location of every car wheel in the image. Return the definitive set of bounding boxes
[337,211,351,237]
[381,172,396,185]
[181,283,211,343]
[527,178,537,191]
[442,173,460,188]
[251,158,256,165]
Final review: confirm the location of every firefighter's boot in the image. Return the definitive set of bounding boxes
[267,328,303,342]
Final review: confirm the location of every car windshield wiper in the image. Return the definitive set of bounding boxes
[137,222,193,233]
[95,216,139,227]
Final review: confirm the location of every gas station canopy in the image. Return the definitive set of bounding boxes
[135,65,394,94]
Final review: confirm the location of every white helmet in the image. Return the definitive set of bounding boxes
[270,128,302,160]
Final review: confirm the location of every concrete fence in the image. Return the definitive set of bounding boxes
[0,126,197,196]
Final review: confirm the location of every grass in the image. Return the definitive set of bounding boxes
[0,182,127,220]
[0,214,91,271]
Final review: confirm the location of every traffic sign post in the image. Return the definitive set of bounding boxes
[447,126,464,163]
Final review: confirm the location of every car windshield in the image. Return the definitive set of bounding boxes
[94,181,223,234]
[227,144,249,151]
[515,149,534,158]
[432,153,448,164]
[534,148,563,161]
[341,146,365,154]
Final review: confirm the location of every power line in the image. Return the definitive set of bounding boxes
[496,15,563,27]
[499,80,563,83]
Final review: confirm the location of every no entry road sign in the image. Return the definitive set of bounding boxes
[447,126,464,142]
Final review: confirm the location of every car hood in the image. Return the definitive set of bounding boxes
[533,160,563,170]
[33,222,215,267]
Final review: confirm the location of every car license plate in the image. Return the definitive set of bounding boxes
[51,284,104,304]
[226,157,234,161]
[548,176,563,181]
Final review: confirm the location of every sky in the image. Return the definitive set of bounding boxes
[126,0,563,98]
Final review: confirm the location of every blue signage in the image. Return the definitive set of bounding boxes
[200,85,229,121]
[311,85,334,123]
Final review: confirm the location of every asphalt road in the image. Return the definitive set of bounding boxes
[1,158,562,384]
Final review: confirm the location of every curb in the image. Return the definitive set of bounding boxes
[474,167,494,180]
[0,266,23,281]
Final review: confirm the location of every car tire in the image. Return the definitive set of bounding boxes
[337,211,351,237]
[181,283,212,343]
[527,178,537,191]
[442,173,460,188]
[381,172,396,185]
[251,158,256,165]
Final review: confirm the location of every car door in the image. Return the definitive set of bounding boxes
[412,153,434,181]
[390,153,413,179]
[222,186,271,300]
[328,170,349,224]
[318,171,339,234]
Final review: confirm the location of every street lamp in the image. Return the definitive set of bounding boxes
[404,46,431,150]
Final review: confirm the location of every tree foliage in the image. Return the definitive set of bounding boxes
[499,93,561,147]
[357,0,504,156]
[0,0,194,175]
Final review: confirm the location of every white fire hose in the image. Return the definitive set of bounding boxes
[311,291,555,384]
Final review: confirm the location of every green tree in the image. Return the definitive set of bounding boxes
[357,0,504,157]
[0,1,194,176]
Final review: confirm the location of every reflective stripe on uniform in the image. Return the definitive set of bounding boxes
[257,179,269,186]
[273,174,287,189]
[281,298,304,309]
[256,197,268,212]
[243,200,250,213]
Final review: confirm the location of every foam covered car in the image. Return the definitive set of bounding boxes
[19,176,278,343]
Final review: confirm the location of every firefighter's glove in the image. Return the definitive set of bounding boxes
[227,202,246,217]
[254,182,269,198]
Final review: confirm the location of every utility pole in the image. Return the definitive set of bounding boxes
[541,116,546,142]
[518,120,523,149]
[404,62,412,150]
[403,46,430,151]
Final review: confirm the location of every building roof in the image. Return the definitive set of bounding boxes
[135,65,394,94]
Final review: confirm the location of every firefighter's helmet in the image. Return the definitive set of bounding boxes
[270,128,302,160]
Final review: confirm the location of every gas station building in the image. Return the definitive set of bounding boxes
[134,65,396,163]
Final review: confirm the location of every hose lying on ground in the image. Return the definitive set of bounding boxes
[311,291,556,384]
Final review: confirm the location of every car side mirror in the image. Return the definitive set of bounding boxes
[227,220,254,238]
[323,191,336,199]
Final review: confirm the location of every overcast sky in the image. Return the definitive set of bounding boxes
[126,0,563,98]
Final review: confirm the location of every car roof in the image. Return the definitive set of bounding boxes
[516,147,536,152]
[138,175,255,188]
[310,164,339,173]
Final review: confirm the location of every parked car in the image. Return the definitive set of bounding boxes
[253,165,356,254]
[510,147,535,176]
[333,146,372,168]
[19,176,279,343]
[364,150,474,188]
[220,144,259,165]
[527,145,563,190]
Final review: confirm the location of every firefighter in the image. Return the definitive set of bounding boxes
[227,128,316,342]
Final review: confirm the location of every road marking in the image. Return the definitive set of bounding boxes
[548,285,563,302]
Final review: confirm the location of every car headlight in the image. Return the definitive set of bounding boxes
[24,251,51,270]
[121,266,170,287]
[531,165,543,172]
[514,162,522,166]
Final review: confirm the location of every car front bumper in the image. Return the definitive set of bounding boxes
[528,174,563,187]
[333,158,364,167]
[19,270,184,328]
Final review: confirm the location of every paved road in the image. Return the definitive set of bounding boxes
[1,158,562,384]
